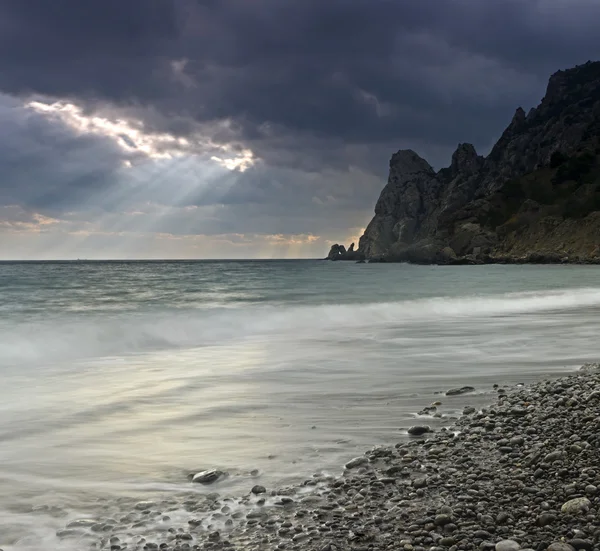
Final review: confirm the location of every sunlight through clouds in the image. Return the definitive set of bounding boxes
[0,91,378,260]
[26,100,256,171]
[210,151,255,172]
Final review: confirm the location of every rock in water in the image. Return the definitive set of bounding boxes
[66,519,97,529]
[560,497,591,514]
[325,242,364,261]
[446,386,475,396]
[345,456,368,469]
[407,425,431,436]
[326,244,346,260]
[251,485,266,495]
[192,470,225,484]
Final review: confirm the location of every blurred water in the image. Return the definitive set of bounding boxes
[0,260,599,549]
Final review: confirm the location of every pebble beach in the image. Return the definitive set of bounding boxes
[52,363,600,551]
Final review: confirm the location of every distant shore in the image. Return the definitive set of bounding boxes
[56,364,600,551]
[327,251,600,265]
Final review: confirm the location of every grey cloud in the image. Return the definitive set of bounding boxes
[429,0,600,74]
[0,94,129,209]
[0,0,180,102]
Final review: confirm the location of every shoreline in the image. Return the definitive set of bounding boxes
[327,255,600,266]
[56,364,600,551]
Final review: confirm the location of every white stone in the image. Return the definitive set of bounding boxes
[495,540,521,551]
[561,496,591,514]
[345,456,368,469]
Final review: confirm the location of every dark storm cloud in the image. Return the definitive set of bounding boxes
[2,0,599,172]
[428,0,600,74]
[0,0,180,102]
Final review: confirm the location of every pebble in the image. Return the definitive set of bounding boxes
[345,456,368,469]
[434,514,452,526]
[495,541,521,551]
[567,539,593,550]
[412,477,427,489]
[560,497,591,515]
[546,544,575,551]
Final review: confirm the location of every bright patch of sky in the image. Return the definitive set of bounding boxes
[26,100,256,172]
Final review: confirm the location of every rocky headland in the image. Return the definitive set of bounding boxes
[58,364,600,551]
[327,61,600,264]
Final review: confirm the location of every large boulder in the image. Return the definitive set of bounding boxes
[191,470,226,484]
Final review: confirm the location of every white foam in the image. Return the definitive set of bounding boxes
[2,287,600,366]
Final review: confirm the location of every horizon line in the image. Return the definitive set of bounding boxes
[0,257,326,262]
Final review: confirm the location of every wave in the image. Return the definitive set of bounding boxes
[1,287,600,367]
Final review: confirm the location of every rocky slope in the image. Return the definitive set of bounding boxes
[327,61,600,264]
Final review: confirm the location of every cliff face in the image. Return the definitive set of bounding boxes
[327,61,600,264]
[357,150,439,258]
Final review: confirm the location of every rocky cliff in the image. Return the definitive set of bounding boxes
[327,60,600,264]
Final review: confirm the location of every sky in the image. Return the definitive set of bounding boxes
[0,0,599,259]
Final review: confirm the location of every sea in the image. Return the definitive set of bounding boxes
[0,260,599,549]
